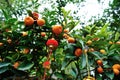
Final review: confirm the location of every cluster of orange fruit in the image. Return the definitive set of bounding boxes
[23,12,46,37]
[63,30,76,43]
[112,64,120,75]
[96,60,120,75]
[96,60,104,74]
[24,12,45,26]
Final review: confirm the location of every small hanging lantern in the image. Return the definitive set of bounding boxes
[46,38,58,50]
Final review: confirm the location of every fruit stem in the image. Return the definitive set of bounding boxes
[85,53,90,77]
[42,48,52,80]
[42,69,47,80]
[47,49,52,61]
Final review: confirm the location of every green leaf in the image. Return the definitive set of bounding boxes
[112,54,120,62]
[27,10,33,17]
[90,51,102,59]
[0,67,8,74]
[0,62,11,68]
[78,40,84,49]
[1,9,9,19]
[61,59,69,70]
[54,72,64,79]
[101,23,109,33]
[81,54,86,69]
[7,18,17,23]
[97,23,111,38]
[18,62,34,71]
[115,32,119,41]
[105,72,114,80]
[64,62,76,78]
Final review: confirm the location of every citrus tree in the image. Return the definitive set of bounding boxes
[0,0,120,80]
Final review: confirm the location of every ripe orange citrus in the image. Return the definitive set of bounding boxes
[112,64,120,70]
[37,19,45,26]
[88,48,95,52]
[116,41,120,45]
[22,32,28,36]
[41,32,46,37]
[67,37,75,43]
[113,68,120,75]
[109,41,113,44]
[86,40,92,45]
[64,29,69,33]
[97,60,103,66]
[13,62,20,69]
[0,42,3,46]
[32,12,39,20]
[97,66,103,74]
[23,48,30,54]
[52,25,63,35]
[24,16,34,26]
[100,49,106,54]
[63,33,69,39]
[74,48,82,57]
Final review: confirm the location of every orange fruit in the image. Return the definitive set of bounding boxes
[74,48,82,57]
[86,40,92,45]
[88,48,95,52]
[37,19,45,26]
[109,41,113,44]
[64,29,69,33]
[116,41,120,45]
[23,48,30,54]
[41,32,46,37]
[97,66,103,74]
[83,76,95,80]
[24,16,34,26]
[63,33,69,39]
[22,32,28,36]
[97,60,103,66]
[7,39,12,44]
[0,42,3,46]
[67,37,75,43]
[0,58,2,62]
[32,12,39,20]
[92,37,100,41]
[52,25,63,35]
[113,69,120,75]
[13,62,20,69]
[112,64,120,70]
[83,49,88,54]
[100,49,106,54]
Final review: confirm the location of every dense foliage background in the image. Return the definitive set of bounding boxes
[0,0,120,80]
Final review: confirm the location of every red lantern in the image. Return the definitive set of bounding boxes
[46,38,58,50]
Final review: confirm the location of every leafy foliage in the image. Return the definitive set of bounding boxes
[0,0,120,80]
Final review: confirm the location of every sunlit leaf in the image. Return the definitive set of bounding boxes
[0,62,11,68]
